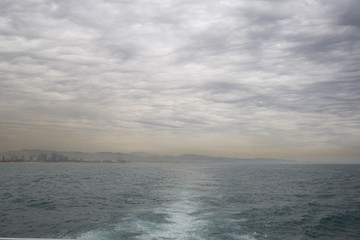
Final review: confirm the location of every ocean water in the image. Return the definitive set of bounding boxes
[0,163,359,240]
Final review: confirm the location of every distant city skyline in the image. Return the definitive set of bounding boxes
[0,149,296,164]
[0,149,126,163]
[1,0,360,163]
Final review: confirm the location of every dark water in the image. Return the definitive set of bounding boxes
[0,163,359,240]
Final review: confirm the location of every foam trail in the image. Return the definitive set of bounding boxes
[111,189,207,240]
[72,172,259,240]
[146,191,207,239]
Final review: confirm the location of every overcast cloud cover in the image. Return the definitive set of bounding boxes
[1,0,360,162]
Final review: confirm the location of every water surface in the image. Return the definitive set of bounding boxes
[0,163,359,239]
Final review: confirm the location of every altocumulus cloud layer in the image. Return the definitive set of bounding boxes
[1,0,360,162]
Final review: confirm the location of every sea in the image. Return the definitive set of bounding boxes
[0,162,359,240]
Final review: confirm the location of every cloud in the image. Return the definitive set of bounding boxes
[0,0,359,161]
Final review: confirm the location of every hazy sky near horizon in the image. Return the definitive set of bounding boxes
[1,0,360,162]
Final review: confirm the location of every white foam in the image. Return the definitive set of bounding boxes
[225,234,258,240]
[75,229,109,240]
[133,191,208,239]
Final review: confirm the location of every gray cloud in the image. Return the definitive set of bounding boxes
[1,0,359,161]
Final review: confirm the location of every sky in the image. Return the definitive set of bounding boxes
[1,0,360,163]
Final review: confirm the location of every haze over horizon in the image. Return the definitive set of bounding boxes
[1,0,360,163]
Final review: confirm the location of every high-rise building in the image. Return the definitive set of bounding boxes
[51,153,57,161]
